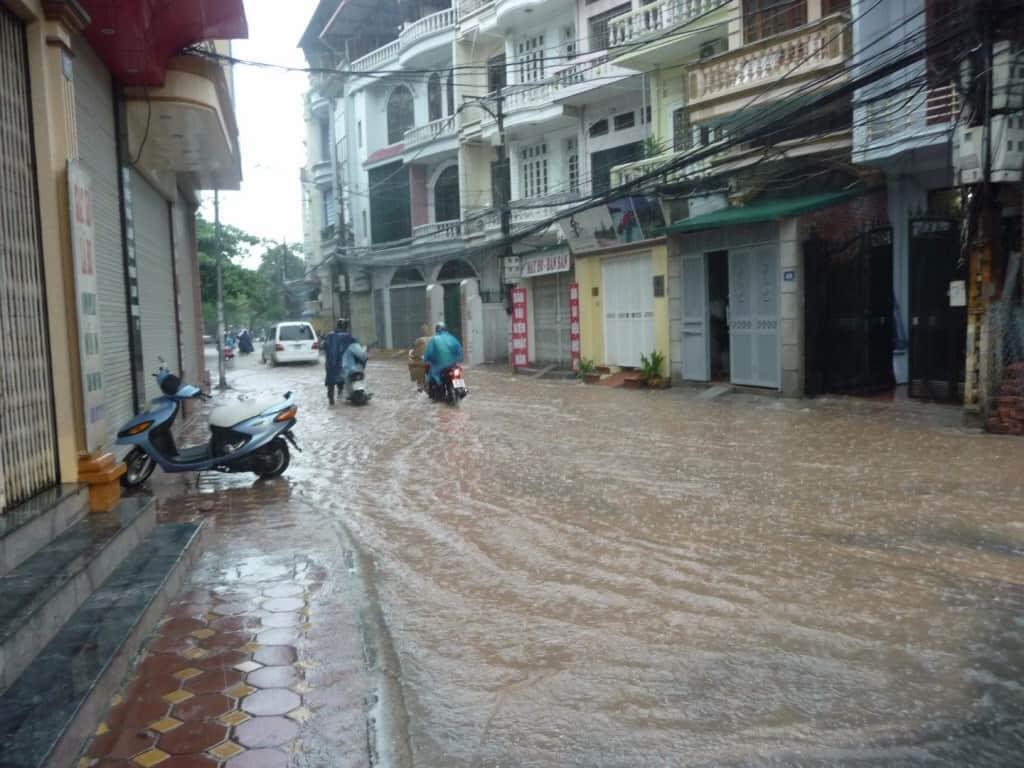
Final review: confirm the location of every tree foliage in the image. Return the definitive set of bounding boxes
[196,215,310,335]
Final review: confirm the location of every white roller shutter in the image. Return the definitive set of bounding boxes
[173,194,201,386]
[73,38,135,450]
[532,273,570,366]
[133,170,179,402]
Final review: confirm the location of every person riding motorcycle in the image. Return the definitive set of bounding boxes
[324,318,358,405]
[423,322,463,389]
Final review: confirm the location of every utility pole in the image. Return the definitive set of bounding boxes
[214,189,227,391]
[492,87,513,304]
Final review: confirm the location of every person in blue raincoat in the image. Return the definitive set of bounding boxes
[423,322,463,387]
[324,318,357,404]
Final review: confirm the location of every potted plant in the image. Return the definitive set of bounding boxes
[640,350,668,389]
[577,358,600,384]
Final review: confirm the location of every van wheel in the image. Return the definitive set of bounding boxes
[122,448,156,488]
[255,438,290,479]
[261,353,267,364]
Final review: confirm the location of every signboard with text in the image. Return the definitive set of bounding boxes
[68,161,107,451]
[569,281,581,372]
[511,287,528,369]
[522,250,571,278]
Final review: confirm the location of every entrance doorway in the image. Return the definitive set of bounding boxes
[437,259,478,342]
[708,251,729,381]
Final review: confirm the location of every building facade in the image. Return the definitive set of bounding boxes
[0,0,246,515]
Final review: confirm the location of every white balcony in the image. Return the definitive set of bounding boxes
[350,39,400,74]
[610,151,710,188]
[399,7,458,67]
[413,220,462,240]
[550,53,636,106]
[312,158,333,187]
[404,114,459,150]
[610,0,734,71]
[856,83,960,163]
[688,15,851,114]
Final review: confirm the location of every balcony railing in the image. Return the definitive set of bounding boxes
[350,39,400,73]
[404,113,459,149]
[610,151,712,187]
[608,0,728,47]
[862,83,960,146]
[399,7,458,51]
[459,0,492,17]
[413,220,461,240]
[689,15,850,106]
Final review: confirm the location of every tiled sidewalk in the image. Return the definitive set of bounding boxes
[79,481,372,768]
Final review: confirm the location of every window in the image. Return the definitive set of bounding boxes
[589,4,630,51]
[368,161,411,243]
[517,35,545,83]
[673,107,691,151]
[519,143,548,198]
[428,73,443,122]
[434,165,460,222]
[589,118,609,138]
[318,120,331,161]
[566,138,579,194]
[613,112,635,131]
[591,142,643,193]
[446,70,455,116]
[488,54,507,94]
[743,0,806,44]
[562,25,577,62]
[386,86,415,145]
[822,0,850,14]
[278,324,315,342]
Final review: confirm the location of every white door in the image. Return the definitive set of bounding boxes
[602,254,653,368]
[729,247,779,388]
[682,253,710,381]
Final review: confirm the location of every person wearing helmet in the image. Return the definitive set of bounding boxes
[422,321,463,388]
[324,318,358,405]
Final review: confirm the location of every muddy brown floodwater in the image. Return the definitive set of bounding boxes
[230,353,1024,767]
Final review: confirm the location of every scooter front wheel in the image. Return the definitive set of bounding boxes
[122,448,156,488]
[255,437,290,479]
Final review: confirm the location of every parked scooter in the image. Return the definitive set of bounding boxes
[426,364,468,405]
[341,343,371,406]
[116,362,300,487]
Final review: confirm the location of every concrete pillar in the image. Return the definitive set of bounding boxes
[779,220,804,397]
[426,283,444,328]
[462,279,484,366]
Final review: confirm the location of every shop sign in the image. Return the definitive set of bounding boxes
[522,250,570,278]
[511,287,528,369]
[558,196,665,254]
[569,282,581,372]
[68,161,107,451]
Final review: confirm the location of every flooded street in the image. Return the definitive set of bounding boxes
[226,352,1024,767]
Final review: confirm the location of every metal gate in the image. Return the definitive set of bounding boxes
[390,286,427,349]
[804,228,894,396]
[908,217,966,402]
[729,247,779,389]
[533,273,571,365]
[0,8,58,512]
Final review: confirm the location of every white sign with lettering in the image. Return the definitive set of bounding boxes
[522,250,571,278]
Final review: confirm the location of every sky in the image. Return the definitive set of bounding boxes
[201,0,319,267]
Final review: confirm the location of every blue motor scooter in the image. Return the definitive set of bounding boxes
[116,363,300,488]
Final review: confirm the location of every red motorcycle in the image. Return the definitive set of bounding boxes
[426,364,468,405]
[223,345,235,362]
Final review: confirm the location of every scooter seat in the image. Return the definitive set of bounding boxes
[210,395,282,428]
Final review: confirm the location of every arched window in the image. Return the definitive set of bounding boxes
[391,266,425,286]
[387,86,415,145]
[446,70,455,117]
[437,259,477,281]
[428,74,442,122]
[434,166,460,223]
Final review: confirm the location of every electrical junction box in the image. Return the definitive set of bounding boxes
[954,115,1024,185]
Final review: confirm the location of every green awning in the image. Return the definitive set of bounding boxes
[664,190,861,234]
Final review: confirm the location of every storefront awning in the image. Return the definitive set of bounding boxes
[664,190,861,234]
[79,0,248,86]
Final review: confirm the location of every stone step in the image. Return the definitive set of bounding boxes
[0,520,204,768]
[0,486,89,577]
[0,497,156,693]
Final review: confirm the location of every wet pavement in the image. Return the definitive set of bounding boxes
[92,350,1024,767]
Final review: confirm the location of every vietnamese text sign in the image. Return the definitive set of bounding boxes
[68,161,107,451]
[522,250,571,278]
[569,281,581,372]
[511,287,528,369]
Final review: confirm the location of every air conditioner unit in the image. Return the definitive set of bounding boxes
[953,115,1024,185]
[699,38,726,60]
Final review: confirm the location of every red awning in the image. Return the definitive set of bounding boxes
[79,0,248,86]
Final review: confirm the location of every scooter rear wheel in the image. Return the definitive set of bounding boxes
[255,438,290,479]
[122,448,156,488]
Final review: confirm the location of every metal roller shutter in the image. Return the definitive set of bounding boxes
[389,285,427,349]
[532,273,570,366]
[0,8,58,511]
[73,37,135,451]
[132,171,179,402]
[173,194,201,385]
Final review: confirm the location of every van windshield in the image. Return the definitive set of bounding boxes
[278,325,314,342]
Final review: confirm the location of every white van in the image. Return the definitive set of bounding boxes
[262,322,319,366]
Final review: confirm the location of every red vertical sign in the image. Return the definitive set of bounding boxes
[511,287,528,369]
[568,281,581,372]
